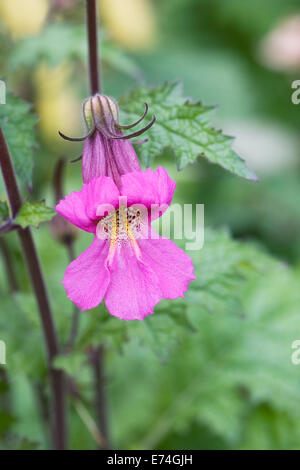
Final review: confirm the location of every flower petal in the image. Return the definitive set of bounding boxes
[105,243,162,320]
[82,133,141,188]
[62,237,110,311]
[82,133,107,185]
[56,175,120,233]
[110,138,141,174]
[108,138,141,188]
[138,232,196,299]
[120,166,176,220]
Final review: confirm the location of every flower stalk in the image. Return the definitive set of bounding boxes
[0,127,67,450]
[86,0,101,95]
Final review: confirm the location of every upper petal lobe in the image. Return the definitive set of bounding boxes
[56,175,120,233]
[120,166,176,220]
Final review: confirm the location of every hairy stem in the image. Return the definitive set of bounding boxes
[86,0,101,95]
[0,127,67,450]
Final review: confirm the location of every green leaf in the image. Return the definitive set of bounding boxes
[53,352,87,376]
[0,93,38,188]
[15,201,55,228]
[9,24,86,69]
[237,404,300,450]
[9,23,141,79]
[0,200,9,223]
[0,293,47,379]
[119,82,258,180]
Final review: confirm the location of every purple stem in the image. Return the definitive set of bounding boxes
[0,127,67,450]
[86,0,101,95]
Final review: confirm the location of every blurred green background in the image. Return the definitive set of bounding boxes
[1,0,300,450]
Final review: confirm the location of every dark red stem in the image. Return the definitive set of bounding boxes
[86,0,100,95]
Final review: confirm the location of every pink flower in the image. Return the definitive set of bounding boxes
[59,94,155,189]
[56,166,195,320]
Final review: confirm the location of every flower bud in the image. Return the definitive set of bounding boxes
[83,94,119,136]
[59,93,156,188]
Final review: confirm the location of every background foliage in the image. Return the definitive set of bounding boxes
[0,0,300,450]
